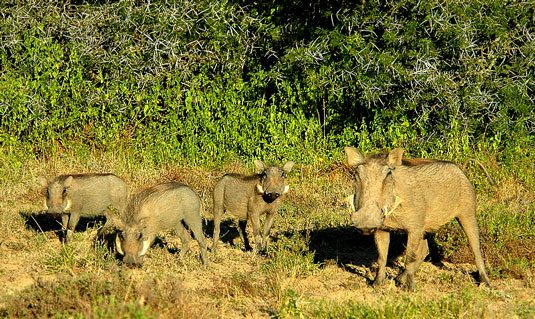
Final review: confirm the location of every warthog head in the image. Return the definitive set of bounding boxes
[345,147,404,234]
[114,221,151,267]
[39,176,74,216]
[254,160,294,202]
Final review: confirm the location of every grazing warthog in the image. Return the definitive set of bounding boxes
[345,147,490,290]
[39,173,128,243]
[212,160,294,254]
[113,182,208,266]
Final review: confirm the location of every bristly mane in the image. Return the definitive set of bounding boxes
[402,158,437,167]
[58,173,117,180]
[365,152,445,167]
[122,182,185,225]
[225,173,262,182]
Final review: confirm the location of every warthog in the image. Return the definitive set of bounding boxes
[345,147,490,290]
[112,182,208,266]
[40,173,128,243]
[212,160,294,254]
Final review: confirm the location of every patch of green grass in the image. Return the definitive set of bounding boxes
[288,288,534,319]
[42,245,79,273]
[262,234,318,278]
[2,272,209,319]
[41,237,117,274]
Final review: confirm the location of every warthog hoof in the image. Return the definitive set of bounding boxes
[372,277,386,287]
[397,271,415,291]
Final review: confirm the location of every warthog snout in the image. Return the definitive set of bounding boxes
[351,203,384,234]
[115,230,150,267]
[263,192,281,202]
[40,176,74,215]
[255,160,293,204]
[122,255,145,267]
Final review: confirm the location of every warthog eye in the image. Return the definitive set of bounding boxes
[62,189,67,197]
[138,233,143,240]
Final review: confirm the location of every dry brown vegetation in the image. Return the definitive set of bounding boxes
[0,152,534,318]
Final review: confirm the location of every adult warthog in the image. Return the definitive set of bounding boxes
[345,147,490,290]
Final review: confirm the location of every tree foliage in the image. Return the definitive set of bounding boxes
[1,0,533,165]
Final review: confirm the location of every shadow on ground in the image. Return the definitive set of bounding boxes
[20,210,107,242]
[147,218,242,255]
[203,218,242,249]
[307,226,406,269]
[307,226,447,282]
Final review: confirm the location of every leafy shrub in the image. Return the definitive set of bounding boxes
[0,0,533,167]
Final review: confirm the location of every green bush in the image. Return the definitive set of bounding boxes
[0,0,533,166]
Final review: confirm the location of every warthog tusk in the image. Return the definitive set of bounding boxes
[43,199,48,210]
[64,199,72,212]
[139,239,150,256]
[283,185,290,194]
[384,196,403,216]
[115,236,124,255]
[344,194,355,211]
[256,184,264,194]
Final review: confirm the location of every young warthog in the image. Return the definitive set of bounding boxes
[212,160,294,254]
[40,173,128,243]
[345,147,490,290]
[113,182,208,266]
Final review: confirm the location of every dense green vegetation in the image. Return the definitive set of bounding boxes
[1,0,533,166]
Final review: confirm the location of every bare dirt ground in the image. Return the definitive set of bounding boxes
[1,212,534,318]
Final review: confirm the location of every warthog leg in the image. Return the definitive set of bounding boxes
[373,230,390,287]
[398,232,426,291]
[61,213,69,243]
[456,216,491,287]
[62,213,79,244]
[250,213,263,253]
[238,220,252,251]
[260,211,276,252]
[182,214,208,265]
[398,237,429,286]
[176,222,192,258]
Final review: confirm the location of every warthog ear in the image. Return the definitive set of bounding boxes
[38,176,48,190]
[103,207,124,231]
[387,148,404,168]
[254,160,266,173]
[38,176,49,197]
[63,176,73,188]
[345,147,365,167]
[282,161,294,173]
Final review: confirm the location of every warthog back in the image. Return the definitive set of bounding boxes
[345,147,490,290]
[114,182,208,266]
[40,173,128,243]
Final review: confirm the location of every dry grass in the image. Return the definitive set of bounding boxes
[0,152,534,318]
